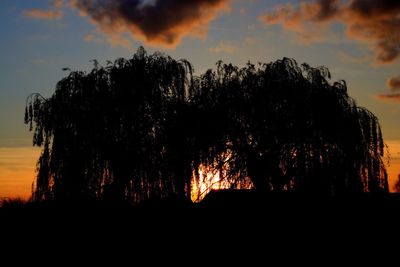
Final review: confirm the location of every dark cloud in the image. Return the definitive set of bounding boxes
[314,0,340,21]
[349,0,400,17]
[71,0,230,47]
[376,75,400,103]
[387,76,400,91]
[260,0,400,64]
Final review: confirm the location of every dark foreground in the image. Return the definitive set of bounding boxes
[2,190,400,221]
[1,191,398,259]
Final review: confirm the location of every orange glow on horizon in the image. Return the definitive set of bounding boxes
[386,141,400,192]
[0,147,40,200]
[1,141,400,202]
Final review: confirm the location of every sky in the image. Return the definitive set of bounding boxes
[0,0,400,198]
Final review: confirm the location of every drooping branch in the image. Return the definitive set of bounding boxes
[25,47,389,203]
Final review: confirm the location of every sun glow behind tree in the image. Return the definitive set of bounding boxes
[191,151,254,202]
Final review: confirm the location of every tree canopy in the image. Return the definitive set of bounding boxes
[25,47,388,203]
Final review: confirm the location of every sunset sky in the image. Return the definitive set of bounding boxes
[1,0,400,198]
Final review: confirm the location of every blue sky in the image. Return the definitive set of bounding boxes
[0,0,399,196]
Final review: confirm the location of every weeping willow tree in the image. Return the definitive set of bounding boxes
[192,58,388,194]
[25,48,388,203]
[25,47,195,202]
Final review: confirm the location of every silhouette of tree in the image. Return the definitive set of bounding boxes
[25,47,195,202]
[193,58,388,194]
[25,47,388,203]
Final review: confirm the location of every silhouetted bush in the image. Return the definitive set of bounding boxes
[0,198,27,208]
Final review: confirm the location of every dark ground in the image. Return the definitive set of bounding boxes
[1,190,398,260]
[2,190,399,223]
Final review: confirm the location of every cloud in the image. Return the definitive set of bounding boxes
[106,34,134,51]
[376,75,400,102]
[259,0,340,44]
[209,41,236,53]
[84,31,134,51]
[24,0,64,20]
[376,94,400,103]
[53,0,64,9]
[260,0,400,64]
[71,0,230,48]
[387,76,400,91]
[24,9,63,20]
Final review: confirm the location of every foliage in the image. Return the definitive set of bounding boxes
[196,59,388,193]
[25,47,388,203]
